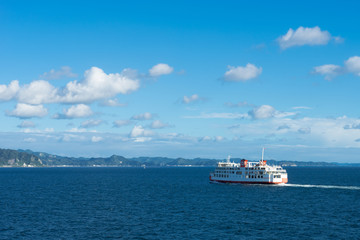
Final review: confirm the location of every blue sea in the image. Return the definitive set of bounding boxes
[0,167,359,239]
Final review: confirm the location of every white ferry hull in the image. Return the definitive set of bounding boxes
[209,152,288,185]
[209,175,288,184]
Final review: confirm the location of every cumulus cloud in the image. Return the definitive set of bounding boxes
[345,56,360,76]
[17,120,36,128]
[314,56,360,80]
[277,26,331,49]
[149,63,174,77]
[131,112,153,120]
[223,64,262,82]
[200,136,212,141]
[183,94,200,104]
[17,80,59,105]
[248,105,295,120]
[248,105,276,119]
[8,103,48,118]
[130,125,153,139]
[0,80,19,101]
[40,66,78,80]
[59,67,140,103]
[1,67,140,105]
[113,120,132,128]
[215,136,225,142]
[91,136,103,143]
[54,104,93,119]
[150,120,170,129]
[81,119,103,128]
[313,64,343,80]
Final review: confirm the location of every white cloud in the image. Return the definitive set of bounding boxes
[186,106,294,121]
[8,103,48,118]
[17,120,36,128]
[223,64,262,82]
[228,115,360,148]
[2,67,139,105]
[150,120,170,129]
[81,119,102,128]
[314,56,360,80]
[277,26,331,49]
[91,136,103,143]
[215,136,225,142]
[131,112,153,120]
[130,125,153,138]
[59,67,140,103]
[345,56,360,76]
[0,80,19,101]
[55,104,93,119]
[249,105,276,119]
[183,94,200,104]
[113,120,132,128]
[313,64,343,80]
[40,66,77,80]
[200,136,212,141]
[248,105,295,120]
[130,125,145,138]
[149,63,174,77]
[18,80,59,105]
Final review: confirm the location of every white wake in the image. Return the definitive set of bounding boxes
[279,183,360,190]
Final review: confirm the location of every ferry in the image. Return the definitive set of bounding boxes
[209,149,288,184]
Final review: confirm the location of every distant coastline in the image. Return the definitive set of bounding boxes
[1,148,359,168]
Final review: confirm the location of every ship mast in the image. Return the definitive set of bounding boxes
[261,147,264,164]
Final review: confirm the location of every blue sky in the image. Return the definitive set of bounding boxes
[1,1,360,162]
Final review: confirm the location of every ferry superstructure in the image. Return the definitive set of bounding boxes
[209,149,288,184]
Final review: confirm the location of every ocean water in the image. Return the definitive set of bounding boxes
[0,167,359,239]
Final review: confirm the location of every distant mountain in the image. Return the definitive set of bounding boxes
[0,148,43,167]
[0,148,359,167]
